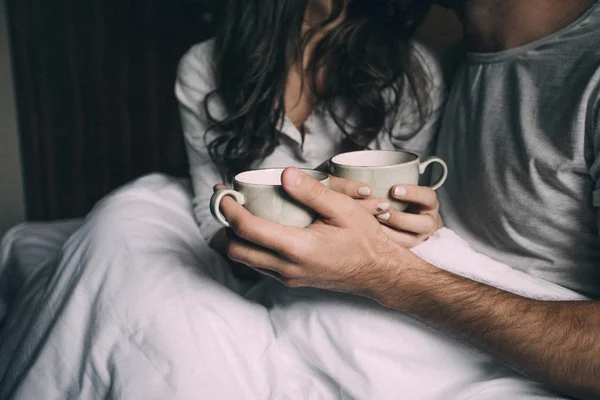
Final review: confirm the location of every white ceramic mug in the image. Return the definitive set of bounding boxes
[210,168,330,227]
[330,150,448,211]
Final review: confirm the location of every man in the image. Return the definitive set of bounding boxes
[219,0,600,398]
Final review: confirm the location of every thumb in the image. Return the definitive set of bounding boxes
[280,167,356,223]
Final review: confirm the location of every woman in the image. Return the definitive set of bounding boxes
[176,0,446,278]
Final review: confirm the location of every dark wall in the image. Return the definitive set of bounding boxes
[7,0,214,221]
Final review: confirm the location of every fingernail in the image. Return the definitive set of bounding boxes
[287,168,302,188]
[377,212,391,221]
[394,186,407,197]
[376,203,390,212]
[357,187,371,196]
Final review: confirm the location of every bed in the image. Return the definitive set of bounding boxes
[0,172,585,399]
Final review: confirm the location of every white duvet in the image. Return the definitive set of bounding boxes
[0,174,585,400]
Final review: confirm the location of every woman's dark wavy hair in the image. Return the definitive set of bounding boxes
[204,0,434,180]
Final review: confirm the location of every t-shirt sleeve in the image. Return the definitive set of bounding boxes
[175,39,224,242]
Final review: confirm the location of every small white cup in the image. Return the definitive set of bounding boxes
[330,150,448,211]
[210,168,330,227]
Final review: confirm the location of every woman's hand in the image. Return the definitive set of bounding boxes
[315,160,443,247]
[356,184,443,248]
[327,176,443,248]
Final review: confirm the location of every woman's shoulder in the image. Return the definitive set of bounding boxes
[404,40,447,124]
[409,41,445,94]
[176,39,216,88]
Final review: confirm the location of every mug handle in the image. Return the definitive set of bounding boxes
[210,188,246,227]
[419,157,448,190]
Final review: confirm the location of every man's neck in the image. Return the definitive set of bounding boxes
[453,0,595,52]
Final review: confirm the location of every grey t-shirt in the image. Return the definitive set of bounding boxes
[436,2,600,298]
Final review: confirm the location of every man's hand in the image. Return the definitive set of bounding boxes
[219,168,421,296]
[209,225,260,280]
[213,176,376,281]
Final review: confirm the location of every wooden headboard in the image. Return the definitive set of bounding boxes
[7,1,460,222]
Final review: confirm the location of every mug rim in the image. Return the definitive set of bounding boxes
[330,150,420,169]
[233,168,329,187]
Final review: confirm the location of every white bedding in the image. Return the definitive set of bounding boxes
[0,174,585,400]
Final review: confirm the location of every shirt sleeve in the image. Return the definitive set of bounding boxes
[386,41,446,159]
[175,39,225,242]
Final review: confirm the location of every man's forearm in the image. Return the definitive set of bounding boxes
[376,260,600,400]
